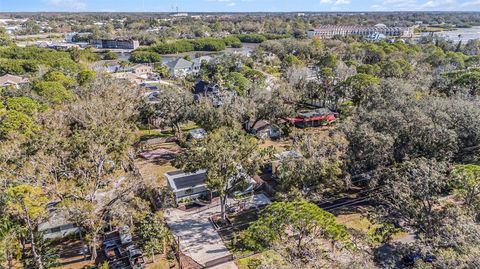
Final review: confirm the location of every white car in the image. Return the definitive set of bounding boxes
[119,225,133,245]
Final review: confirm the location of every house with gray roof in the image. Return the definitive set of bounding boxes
[166,169,209,202]
[191,56,212,74]
[166,58,194,77]
[38,202,80,240]
[166,168,256,203]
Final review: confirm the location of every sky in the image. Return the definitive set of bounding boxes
[1,0,480,12]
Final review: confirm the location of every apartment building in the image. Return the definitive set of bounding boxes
[90,39,140,50]
[308,25,414,39]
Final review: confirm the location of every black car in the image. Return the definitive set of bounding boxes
[402,253,435,267]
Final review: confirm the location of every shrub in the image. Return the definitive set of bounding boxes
[103,51,118,60]
[236,34,267,43]
[34,81,73,104]
[130,51,162,63]
[5,97,47,115]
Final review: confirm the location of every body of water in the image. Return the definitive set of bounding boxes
[426,26,480,43]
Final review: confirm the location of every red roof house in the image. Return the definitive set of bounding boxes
[286,108,337,128]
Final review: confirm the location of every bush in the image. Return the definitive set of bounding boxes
[153,38,228,53]
[153,40,194,54]
[0,110,35,139]
[236,34,267,43]
[225,72,251,96]
[67,47,100,63]
[44,71,76,87]
[357,64,380,76]
[223,36,243,48]
[262,33,291,40]
[191,38,226,51]
[130,51,162,63]
[5,97,47,115]
[103,51,118,60]
[34,81,73,104]
[77,69,96,86]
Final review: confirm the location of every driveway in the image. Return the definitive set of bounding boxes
[165,194,271,268]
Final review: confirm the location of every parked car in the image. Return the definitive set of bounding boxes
[109,260,128,269]
[119,225,133,245]
[127,245,146,269]
[103,240,121,261]
[402,253,435,267]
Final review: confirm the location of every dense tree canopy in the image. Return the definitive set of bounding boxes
[175,128,260,221]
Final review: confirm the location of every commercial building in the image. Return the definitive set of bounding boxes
[90,39,140,50]
[308,25,414,39]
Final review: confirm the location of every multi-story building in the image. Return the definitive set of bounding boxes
[308,25,414,39]
[90,39,140,50]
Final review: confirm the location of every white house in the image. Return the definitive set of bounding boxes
[166,170,210,202]
[166,168,257,203]
[166,58,194,77]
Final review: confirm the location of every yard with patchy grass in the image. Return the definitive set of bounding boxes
[336,212,409,243]
[235,250,283,269]
[258,139,290,151]
[136,141,182,187]
[146,257,176,269]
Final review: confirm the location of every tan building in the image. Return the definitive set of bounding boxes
[132,64,153,76]
[0,74,29,88]
[111,72,145,85]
